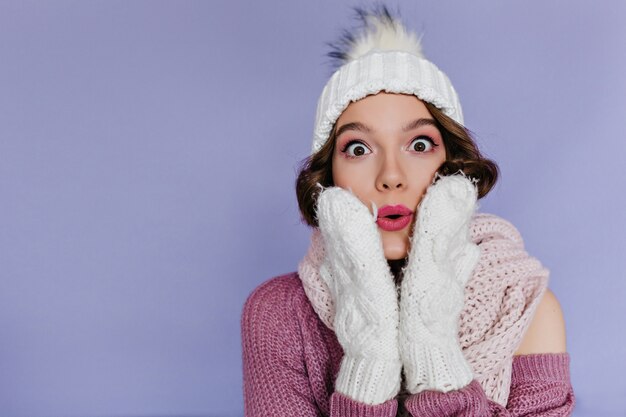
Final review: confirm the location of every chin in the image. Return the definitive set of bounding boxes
[382,232,409,260]
[386,254,407,261]
[383,247,408,261]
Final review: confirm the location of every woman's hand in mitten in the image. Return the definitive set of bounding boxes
[399,173,481,394]
[316,186,402,405]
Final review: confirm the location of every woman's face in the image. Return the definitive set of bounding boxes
[331,92,447,260]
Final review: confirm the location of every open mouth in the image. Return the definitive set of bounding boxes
[376,204,414,231]
[376,213,413,231]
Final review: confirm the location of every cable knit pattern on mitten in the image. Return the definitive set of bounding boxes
[315,186,402,405]
[399,174,481,394]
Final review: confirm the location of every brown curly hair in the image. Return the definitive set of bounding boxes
[295,101,499,228]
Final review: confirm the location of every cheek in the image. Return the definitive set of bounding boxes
[331,157,376,211]
[407,162,440,193]
[332,155,371,190]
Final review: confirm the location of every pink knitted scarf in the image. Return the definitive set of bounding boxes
[297,212,549,406]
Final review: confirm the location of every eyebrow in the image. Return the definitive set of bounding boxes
[335,118,438,138]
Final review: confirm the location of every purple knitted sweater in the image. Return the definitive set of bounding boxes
[241,273,575,417]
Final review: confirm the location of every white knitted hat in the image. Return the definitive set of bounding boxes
[311,5,464,155]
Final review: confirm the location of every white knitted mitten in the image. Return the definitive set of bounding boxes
[399,174,481,394]
[316,186,402,405]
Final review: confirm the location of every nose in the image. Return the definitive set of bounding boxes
[376,153,406,191]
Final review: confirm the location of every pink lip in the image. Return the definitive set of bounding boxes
[376,204,414,232]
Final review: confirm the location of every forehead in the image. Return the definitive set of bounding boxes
[336,92,431,126]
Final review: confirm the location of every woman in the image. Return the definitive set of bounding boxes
[241,5,575,416]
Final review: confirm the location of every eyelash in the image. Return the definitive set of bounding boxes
[340,136,439,159]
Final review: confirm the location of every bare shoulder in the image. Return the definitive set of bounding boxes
[514,288,568,355]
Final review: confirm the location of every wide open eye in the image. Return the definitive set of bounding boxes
[342,140,372,158]
[409,136,437,153]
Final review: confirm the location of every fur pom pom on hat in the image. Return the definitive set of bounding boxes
[311,4,463,154]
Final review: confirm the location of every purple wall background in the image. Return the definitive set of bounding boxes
[1,1,625,416]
